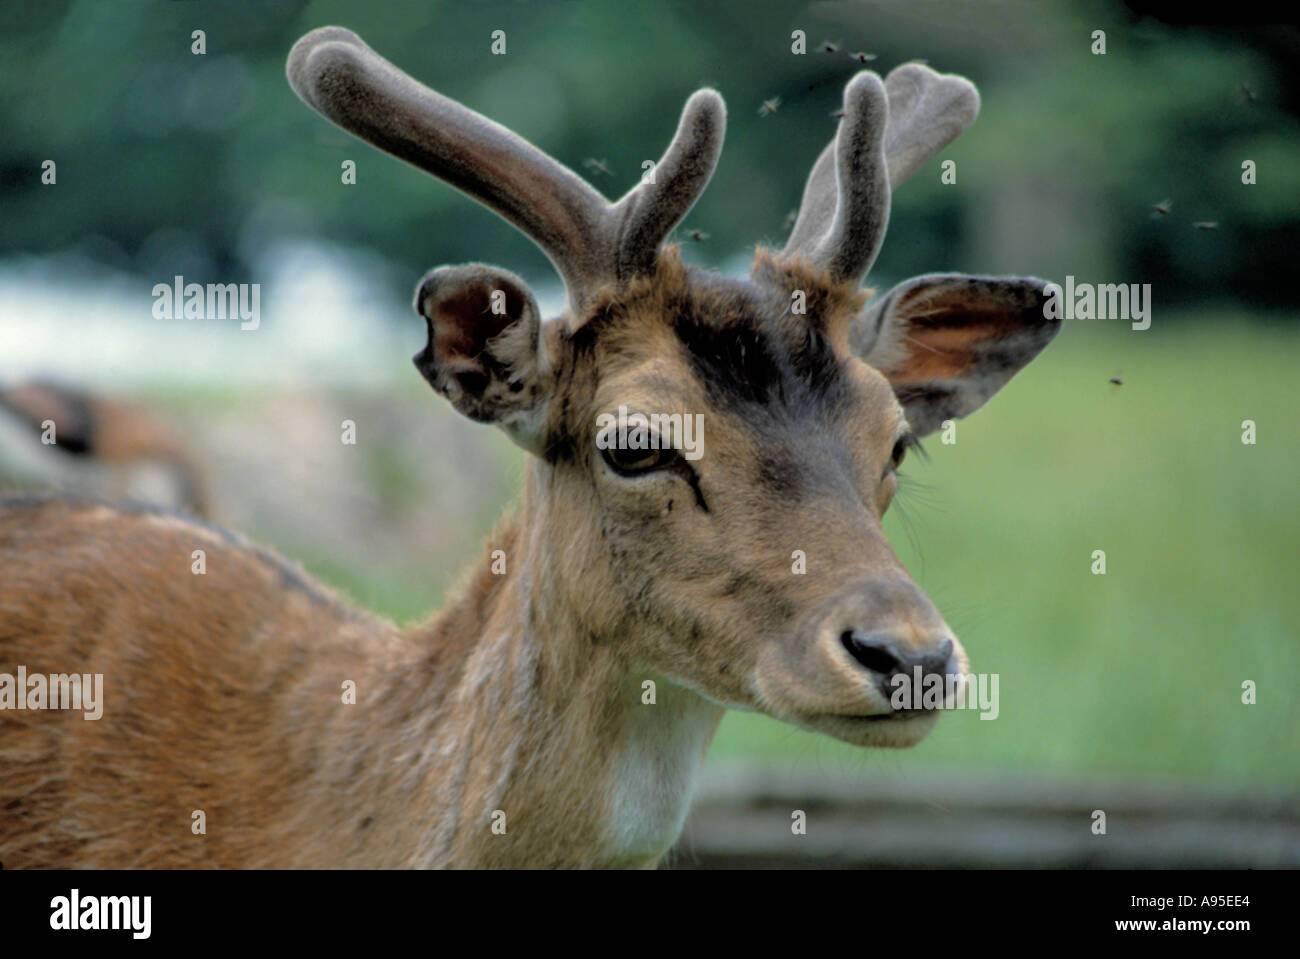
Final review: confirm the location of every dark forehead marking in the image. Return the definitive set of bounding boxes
[672,312,784,405]
[551,262,862,466]
[668,269,849,413]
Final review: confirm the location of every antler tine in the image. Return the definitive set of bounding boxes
[788,71,891,284]
[783,144,837,255]
[879,63,980,188]
[611,89,726,278]
[781,64,980,284]
[288,27,727,316]
[287,27,613,310]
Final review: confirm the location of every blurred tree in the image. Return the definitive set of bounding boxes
[0,0,1295,316]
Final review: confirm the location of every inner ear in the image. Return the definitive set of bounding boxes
[413,264,549,449]
[851,273,1060,437]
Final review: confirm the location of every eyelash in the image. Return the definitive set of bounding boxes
[888,431,923,473]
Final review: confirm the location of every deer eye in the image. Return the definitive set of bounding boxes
[888,430,921,473]
[890,437,908,469]
[602,444,680,476]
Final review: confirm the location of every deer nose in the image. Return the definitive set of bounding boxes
[839,631,956,702]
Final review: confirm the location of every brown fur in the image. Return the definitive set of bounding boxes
[0,496,651,867]
[0,253,969,869]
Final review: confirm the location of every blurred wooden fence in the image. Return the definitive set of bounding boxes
[666,763,1300,868]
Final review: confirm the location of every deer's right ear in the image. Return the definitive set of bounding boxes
[414,264,550,453]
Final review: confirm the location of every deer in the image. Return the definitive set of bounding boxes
[0,26,1060,869]
[0,379,209,518]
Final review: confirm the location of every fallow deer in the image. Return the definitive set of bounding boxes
[0,26,1060,869]
[0,380,208,517]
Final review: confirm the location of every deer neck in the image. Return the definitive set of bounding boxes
[386,464,724,868]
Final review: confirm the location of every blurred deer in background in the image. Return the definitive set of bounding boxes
[0,379,207,517]
[0,26,1058,868]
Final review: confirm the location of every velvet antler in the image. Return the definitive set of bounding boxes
[287,26,725,316]
[780,64,980,285]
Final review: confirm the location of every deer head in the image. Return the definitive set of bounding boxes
[287,27,1060,749]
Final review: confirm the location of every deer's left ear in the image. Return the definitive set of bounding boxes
[849,273,1061,437]
[413,264,551,453]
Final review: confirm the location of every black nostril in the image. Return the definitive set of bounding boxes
[840,630,903,675]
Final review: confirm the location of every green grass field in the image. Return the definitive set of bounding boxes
[306,313,1300,786]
